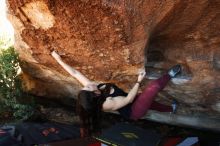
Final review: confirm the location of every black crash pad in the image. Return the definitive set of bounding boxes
[94,123,161,146]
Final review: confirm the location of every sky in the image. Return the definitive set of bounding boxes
[0,0,14,44]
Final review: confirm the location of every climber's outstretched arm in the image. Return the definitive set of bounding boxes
[102,69,146,111]
[51,51,92,86]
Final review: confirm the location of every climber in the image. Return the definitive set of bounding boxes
[51,51,181,138]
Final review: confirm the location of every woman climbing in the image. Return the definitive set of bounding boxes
[51,51,181,138]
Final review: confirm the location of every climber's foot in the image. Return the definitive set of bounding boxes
[168,64,181,78]
[171,99,178,114]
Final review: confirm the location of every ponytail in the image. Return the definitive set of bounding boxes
[77,90,102,137]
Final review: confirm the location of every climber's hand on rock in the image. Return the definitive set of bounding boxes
[138,68,146,82]
[51,51,61,60]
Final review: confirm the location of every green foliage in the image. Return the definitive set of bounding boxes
[0,36,13,49]
[0,46,34,121]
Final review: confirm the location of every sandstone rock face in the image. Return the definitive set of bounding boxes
[7,0,220,117]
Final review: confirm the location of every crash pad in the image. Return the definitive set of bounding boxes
[94,123,161,146]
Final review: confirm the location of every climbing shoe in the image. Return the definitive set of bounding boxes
[168,64,181,78]
[171,99,178,114]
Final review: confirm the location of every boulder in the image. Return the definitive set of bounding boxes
[6,0,220,118]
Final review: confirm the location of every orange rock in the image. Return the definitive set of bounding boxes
[7,0,220,116]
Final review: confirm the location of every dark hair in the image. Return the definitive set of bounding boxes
[97,83,113,96]
[77,90,102,137]
[77,83,125,137]
[98,83,127,97]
